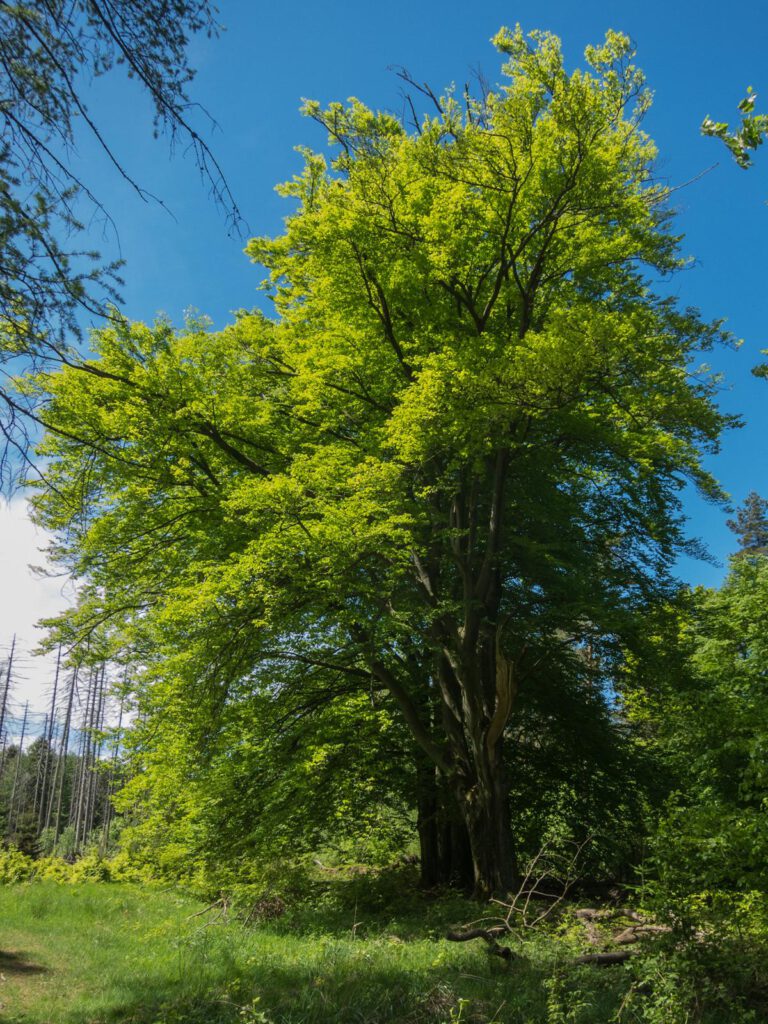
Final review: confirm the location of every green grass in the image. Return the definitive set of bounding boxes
[0,881,630,1024]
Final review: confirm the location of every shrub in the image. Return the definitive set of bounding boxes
[0,845,35,883]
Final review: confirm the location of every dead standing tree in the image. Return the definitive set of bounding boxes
[0,636,17,780]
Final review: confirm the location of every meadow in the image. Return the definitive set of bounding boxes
[0,880,632,1024]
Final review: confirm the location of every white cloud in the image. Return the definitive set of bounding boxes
[0,496,73,718]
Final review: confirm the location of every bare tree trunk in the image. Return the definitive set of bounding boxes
[71,666,95,852]
[50,665,77,848]
[100,687,124,856]
[0,635,16,782]
[32,711,49,825]
[7,700,29,836]
[85,664,107,841]
[37,645,62,831]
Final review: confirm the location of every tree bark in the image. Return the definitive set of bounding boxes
[416,755,475,889]
[443,816,474,889]
[452,744,518,898]
[434,621,519,897]
[416,756,441,888]
[380,450,522,897]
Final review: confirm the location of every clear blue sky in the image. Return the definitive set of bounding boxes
[62,0,768,586]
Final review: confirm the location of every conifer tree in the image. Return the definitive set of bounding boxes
[727,491,768,556]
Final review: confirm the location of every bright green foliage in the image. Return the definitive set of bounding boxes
[0,844,35,883]
[114,668,418,883]
[702,88,768,168]
[28,27,733,894]
[643,557,768,894]
[0,844,151,883]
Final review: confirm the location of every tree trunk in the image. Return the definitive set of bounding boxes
[50,665,77,845]
[442,815,474,890]
[456,762,518,898]
[438,635,520,898]
[416,749,487,890]
[416,756,441,888]
[466,770,520,897]
[7,701,29,837]
[0,635,16,782]
[405,645,520,896]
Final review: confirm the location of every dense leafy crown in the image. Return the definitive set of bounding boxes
[25,29,732,848]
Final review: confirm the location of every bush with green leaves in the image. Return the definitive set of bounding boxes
[0,845,36,883]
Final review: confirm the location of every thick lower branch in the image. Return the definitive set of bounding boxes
[369,659,448,773]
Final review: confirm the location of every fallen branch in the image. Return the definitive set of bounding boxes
[446,904,672,968]
[613,924,671,945]
[442,842,672,968]
[574,907,645,924]
[185,897,229,925]
[446,926,516,961]
[186,898,227,920]
[574,950,637,966]
[572,907,672,962]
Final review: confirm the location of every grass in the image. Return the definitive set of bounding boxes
[0,879,637,1024]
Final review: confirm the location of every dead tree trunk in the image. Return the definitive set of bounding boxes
[49,665,77,846]
[32,712,50,826]
[0,635,16,782]
[7,700,29,836]
[100,687,124,856]
[84,664,107,841]
[71,666,97,852]
[37,645,62,832]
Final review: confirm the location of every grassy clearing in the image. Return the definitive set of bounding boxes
[0,881,636,1024]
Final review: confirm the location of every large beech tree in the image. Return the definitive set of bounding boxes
[30,28,732,895]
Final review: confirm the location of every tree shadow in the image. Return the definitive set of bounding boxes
[266,869,477,940]
[0,949,49,975]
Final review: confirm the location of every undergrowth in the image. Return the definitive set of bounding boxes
[1,854,767,1023]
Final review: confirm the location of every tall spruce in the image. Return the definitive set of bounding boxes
[727,491,768,556]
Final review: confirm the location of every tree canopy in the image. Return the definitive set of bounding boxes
[28,26,734,896]
[0,0,240,486]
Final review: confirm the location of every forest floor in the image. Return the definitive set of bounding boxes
[0,879,648,1023]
